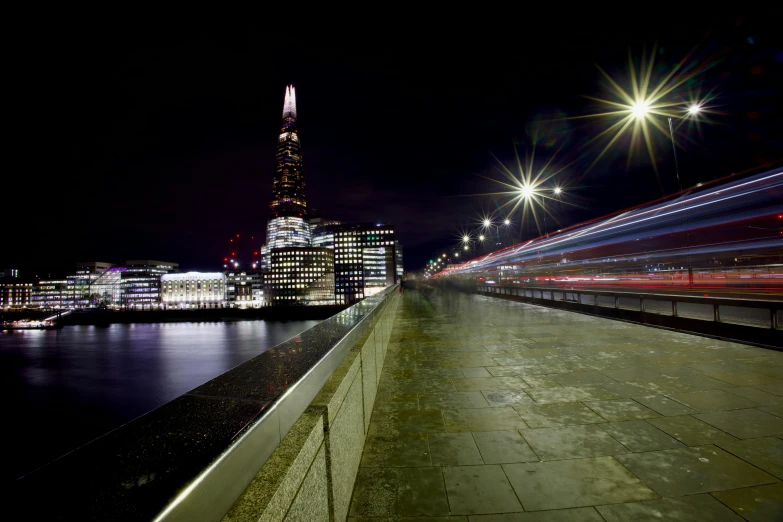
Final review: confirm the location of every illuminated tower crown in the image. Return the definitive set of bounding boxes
[264,85,311,253]
[271,85,307,218]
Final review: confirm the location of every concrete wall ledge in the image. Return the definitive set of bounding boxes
[224,292,400,522]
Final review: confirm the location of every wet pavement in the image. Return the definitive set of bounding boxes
[348,289,783,521]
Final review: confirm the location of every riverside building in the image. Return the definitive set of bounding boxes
[161,272,226,309]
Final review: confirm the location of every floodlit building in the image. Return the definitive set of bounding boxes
[65,262,115,308]
[161,272,226,309]
[265,247,334,305]
[334,224,398,304]
[122,260,179,310]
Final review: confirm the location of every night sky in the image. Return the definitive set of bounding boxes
[5,16,780,278]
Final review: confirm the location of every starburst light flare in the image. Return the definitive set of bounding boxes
[574,44,717,185]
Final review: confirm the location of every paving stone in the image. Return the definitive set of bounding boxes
[550,371,618,386]
[599,420,685,452]
[472,430,539,464]
[752,383,783,396]
[707,371,781,386]
[695,408,783,439]
[443,407,527,432]
[502,456,658,511]
[711,482,783,522]
[598,382,655,398]
[760,404,783,418]
[599,367,666,382]
[468,507,603,521]
[361,434,431,467]
[461,367,493,378]
[521,424,628,460]
[419,392,491,410]
[512,402,605,428]
[425,379,459,393]
[374,393,419,411]
[596,494,744,521]
[481,390,535,408]
[443,465,523,515]
[519,375,561,388]
[368,409,446,436]
[717,436,783,480]
[453,377,529,392]
[632,395,698,416]
[647,415,739,446]
[428,432,484,466]
[615,445,778,497]
[524,386,621,404]
[349,467,450,517]
[666,389,760,412]
[725,386,783,406]
[583,399,661,421]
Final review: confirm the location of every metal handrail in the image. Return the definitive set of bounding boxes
[478,285,781,330]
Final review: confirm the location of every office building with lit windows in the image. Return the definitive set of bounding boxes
[161,272,226,309]
[1,270,33,310]
[225,270,263,308]
[265,247,335,305]
[334,224,398,304]
[122,260,179,309]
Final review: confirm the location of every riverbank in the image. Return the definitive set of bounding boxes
[1,305,348,326]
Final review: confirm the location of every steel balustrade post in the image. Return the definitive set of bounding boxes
[714,304,721,323]
[672,301,678,317]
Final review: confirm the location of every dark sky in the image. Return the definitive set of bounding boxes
[5,16,781,278]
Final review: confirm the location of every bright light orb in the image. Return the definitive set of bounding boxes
[504,219,510,225]
[463,245,469,251]
[631,100,650,118]
[479,235,485,241]
[687,104,701,115]
[553,186,562,195]
[483,219,491,227]
[462,235,470,243]
[520,185,534,199]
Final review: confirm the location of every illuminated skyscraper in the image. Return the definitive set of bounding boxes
[264,85,311,252]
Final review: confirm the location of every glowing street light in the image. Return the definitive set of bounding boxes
[504,218,510,226]
[479,234,485,241]
[631,101,650,119]
[463,245,469,251]
[483,218,492,228]
[687,104,701,115]
[553,186,562,196]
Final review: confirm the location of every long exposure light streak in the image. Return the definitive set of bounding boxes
[436,168,783,291]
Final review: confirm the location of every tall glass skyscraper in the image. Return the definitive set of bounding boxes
[264,85,311,251]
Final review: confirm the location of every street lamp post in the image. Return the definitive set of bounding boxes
[667,105,701,289]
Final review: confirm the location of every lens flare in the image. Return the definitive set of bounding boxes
[573,44,717,188]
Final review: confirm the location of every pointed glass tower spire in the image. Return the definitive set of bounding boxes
[263,85,311,252]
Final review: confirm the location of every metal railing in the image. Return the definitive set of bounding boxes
[478,285,781,331]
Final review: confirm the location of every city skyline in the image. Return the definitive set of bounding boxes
[4,17,780,277]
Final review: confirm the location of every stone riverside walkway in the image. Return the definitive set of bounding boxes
[347,289,783,521]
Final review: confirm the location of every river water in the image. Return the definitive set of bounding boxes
[1,319,319,482]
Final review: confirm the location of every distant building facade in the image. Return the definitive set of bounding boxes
[334,224,398,304]
[225,270,263,308]
[161,272,226,309]
[265,247,334,305]
[122,260,179,309]
[0,270,33,309]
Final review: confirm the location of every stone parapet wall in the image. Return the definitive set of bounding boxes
[224,291,400,522]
